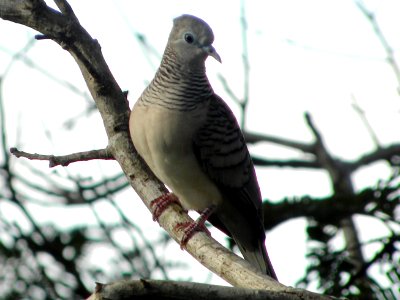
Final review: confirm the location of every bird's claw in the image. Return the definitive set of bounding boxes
[175,221,211,249]
[150,193,180,221]
[175,205,215,249]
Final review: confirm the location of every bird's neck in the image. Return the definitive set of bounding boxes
[139,48,214,111]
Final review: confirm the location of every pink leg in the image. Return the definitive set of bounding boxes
[176,205,216,249]
[150,193,180,221]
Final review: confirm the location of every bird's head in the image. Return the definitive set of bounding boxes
[167,14,221,68]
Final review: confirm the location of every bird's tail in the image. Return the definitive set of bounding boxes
[236,239,278,281]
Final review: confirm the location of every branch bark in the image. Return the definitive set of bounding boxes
[86,279,336,300]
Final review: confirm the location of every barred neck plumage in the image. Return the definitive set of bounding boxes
[139,47,214,111]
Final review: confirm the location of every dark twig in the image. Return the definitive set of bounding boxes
[342,233,400,290]
[252,156,320,169]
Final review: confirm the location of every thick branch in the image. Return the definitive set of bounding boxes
[87,279,335,300]
[10,147,113,167]
[263,186,398,230]
[304,113,367,287]
[350,144,400,169]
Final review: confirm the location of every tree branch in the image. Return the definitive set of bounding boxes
[350,144,400,169]
[251,156,321,169]
[10,147,113,167]
[244,131,314,153]
[246,113,400,171]
[263,186,399,230]
[304,112,369,291]
[87,279,336,300]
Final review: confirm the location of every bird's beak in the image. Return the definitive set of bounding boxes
[203,45,222,63]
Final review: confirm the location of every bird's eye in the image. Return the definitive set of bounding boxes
[184,33,194,44]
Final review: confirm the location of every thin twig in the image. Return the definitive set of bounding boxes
[217,74,241,104]
[252,156,320,168]
[244,131,314,153]
[240,0,250,128]
[217,0,251,129]
[10,147,114,167]
[355,0,400,94]
[351,94,381,147]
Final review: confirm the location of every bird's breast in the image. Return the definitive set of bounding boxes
[130,103,223,211]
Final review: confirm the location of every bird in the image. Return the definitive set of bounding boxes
[129,14,277,280]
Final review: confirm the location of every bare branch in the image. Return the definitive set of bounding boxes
[304,112,367,285]
[350,144,400,169]
[10,147,113,167]
[263,186,399,230]
[244,131,314,153]
[252,156,320,169]
[249,132,400,171]
[87,279,336,300]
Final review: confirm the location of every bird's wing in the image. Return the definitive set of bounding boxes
[193,94,277,277]
[193,94,262,215]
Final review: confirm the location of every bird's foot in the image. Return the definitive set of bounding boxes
[175,205,216,249]
[176,221,211,249]
[150,193,181,221]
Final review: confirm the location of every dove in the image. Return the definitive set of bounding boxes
[129,14,277,280]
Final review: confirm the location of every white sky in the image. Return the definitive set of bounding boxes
[1,0,400,294]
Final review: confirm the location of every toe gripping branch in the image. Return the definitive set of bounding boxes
[150,194,216,249]
[176,205,216,249]
[150,193,180,221]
